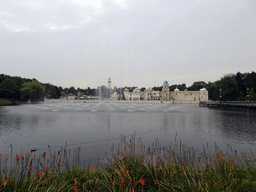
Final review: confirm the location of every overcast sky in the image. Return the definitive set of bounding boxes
[0,0,255,89]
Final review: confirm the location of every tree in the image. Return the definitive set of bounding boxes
[237,91,246,101]
[235,72,245,94]
[177,84,186,91]
[21,80,45,100]
[244,71,256,91]
[220,74,239,101]
[188,81,206,91]
[78,92,85,97]
[0,78,20,100]
[69,86,76,94]
[249,88,256,101]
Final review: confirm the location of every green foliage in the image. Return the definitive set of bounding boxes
[0,99,12,106]
[220,74,239,101]
[0,78,20,100]
[188,81,206,91]
[2,135,256,191]
[21,79,45,100]
[237,91,246,101]
[249,88,256,101]
[78,92,84,97]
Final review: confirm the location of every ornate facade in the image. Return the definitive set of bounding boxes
[123,81,208,102]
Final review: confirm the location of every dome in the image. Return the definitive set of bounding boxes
[164,80,168,84]
[174,87,180,91]
[200,88,207,91]
[146,87,152,90]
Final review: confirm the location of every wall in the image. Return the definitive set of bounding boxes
[170,91,200,101]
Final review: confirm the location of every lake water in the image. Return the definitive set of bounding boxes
[0,101,256,166]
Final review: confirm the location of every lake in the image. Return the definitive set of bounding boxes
[0,101,256,167]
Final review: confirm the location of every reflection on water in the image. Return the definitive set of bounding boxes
[0,102,255,166]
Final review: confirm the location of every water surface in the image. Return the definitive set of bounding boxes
[0,101,255,166]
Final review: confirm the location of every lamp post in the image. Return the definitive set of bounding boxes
[246,87,250,101]
[219,89,222,103]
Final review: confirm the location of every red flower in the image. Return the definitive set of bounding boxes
[142,178,145,185]
[131,144,133,147]
[229,159,231,163]
[37,171,39,176]
[17,156,20,161]
[3,179,8,186]
[124,171,126,176]
[140,178,145,185]
[155,181,157,185]
[52,157,55,162]
[124,147,126,151]
[5,154,9,157]
[121,167,125,170]
[121,178,125,184]
[74,185,78,191]
[46,167,49,171]
[73,178,78,183]
[217,158,221,162]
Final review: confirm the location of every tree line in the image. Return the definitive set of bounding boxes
[1,71,256,102]
[0,74,97,101]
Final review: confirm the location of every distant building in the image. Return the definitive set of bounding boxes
[123,81,209,103]
[124,87,141,101]
[110,92,119,100]
[66,93,76,100]
[107,77,112,90]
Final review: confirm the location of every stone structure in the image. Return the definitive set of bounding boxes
[107,77,112,90]
[123,81,209,103]
[161,80,170,101]
[124,87,141,101]
[66,93,76,100]
[110,92,119,100]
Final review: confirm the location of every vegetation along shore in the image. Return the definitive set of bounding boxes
[1,134,256,191]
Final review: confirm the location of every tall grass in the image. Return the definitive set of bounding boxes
[0,99,12,106]
[1,133,256,191]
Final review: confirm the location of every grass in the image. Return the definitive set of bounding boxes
[0,99,13,106]
[1,133,256,191]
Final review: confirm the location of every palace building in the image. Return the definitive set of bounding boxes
[123,81,208,103]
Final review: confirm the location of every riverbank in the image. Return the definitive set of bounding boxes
[1,135,256,191]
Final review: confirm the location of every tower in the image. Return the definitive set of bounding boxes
[107,77,112,89]
[162,80,170,101]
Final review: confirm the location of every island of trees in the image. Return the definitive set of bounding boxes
[0,71,256,105]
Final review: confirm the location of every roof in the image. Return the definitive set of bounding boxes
[87,96,98,99]
[164,80,168,84]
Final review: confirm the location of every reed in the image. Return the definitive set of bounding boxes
[1,133,256,191]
